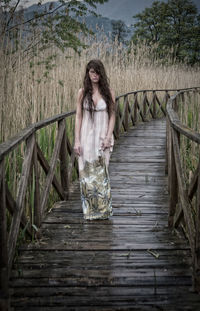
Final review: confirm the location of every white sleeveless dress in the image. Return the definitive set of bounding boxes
[78,97,114,220]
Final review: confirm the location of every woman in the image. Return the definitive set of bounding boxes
[74,59,115,220]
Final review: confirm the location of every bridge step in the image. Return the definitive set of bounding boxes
[9,118,200,310]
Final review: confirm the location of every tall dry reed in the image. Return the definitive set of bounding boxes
[1,31,200,142]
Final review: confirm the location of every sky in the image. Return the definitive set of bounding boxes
[20,0,200,22]
[20,0,166,9]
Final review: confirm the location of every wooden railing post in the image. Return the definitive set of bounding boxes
[33,133,41,229]
[173,90,179,112]
[8,134,35,272]
[133,93,138,124]
[165,116,169,176]
[114,98,120,139]
[143,91,147,120]
[168,127,179,227]
[124,95,129,131]
[59,120,69,200]
[152,91,156,118]
[194,158,200,292]
[0,159,10,311]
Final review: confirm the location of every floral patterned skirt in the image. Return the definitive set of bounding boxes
[79,154,113,220]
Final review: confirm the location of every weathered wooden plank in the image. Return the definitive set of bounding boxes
[9,274,192,287]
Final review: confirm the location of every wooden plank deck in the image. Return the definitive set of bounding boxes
[9,118,200,310]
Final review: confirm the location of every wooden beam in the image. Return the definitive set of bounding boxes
[167,97,200,144]
[59,124,69,200]
[33,134,41,229]
[172,129,196,252]
[152,91,156,118]
[133,93,138,124]
[8,134,35,272]
[188,162,199,201]
[118,99,128,132]
[194,155,200,292]
[124,95,129,131]
[155,94,166,116]
[142,91,147,121]
[0,159,10,311]
[114,99,120,139]
[127,98,135,126]
[40,119,65,217]
[168,127,179,227]
[36,143,64,200]
[5,183,32,237]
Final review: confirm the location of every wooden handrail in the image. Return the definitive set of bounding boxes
[115,87,200,100]
[0,111,76,161]
[166,87,200,293]
[0,87,199,309]
[167,92,200,144]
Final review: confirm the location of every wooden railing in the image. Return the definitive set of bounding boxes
[166,87,200,292]
[0,87,198,310]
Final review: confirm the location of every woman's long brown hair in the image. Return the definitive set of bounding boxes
[81,59,115,119]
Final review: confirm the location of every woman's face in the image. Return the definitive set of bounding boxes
[88,68,100,84]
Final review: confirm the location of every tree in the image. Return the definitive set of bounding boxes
[111,19,129,45]
[0,0,108,67]
[130,0,200,64]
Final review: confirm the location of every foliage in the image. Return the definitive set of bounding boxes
[111,19,130,45]
[0,0,108,68]
[131,0,200,65]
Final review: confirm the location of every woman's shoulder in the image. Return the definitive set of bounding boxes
[78,87,84,96]
[77,88,84,101]
[109,88,115,102]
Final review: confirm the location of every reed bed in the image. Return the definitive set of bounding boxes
[1,32,200,142]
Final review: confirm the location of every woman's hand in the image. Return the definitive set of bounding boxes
[101,137,112,151]
[74,141,81,156]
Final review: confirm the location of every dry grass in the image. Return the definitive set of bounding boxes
[1,32,200,142]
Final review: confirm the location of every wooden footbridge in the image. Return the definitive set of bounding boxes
[1,88,200,310]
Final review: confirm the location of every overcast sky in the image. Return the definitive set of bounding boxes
[21,0,200,17]
[21,0,164,9]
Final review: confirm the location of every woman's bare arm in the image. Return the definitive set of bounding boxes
[106,89,116,139]
[102,89,116,150]
[74,88,83,156]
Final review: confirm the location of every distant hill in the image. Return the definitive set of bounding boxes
[23,0,200,41]
[26,0,200,27]
[95,0,200,26]
[24,1,133,40]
